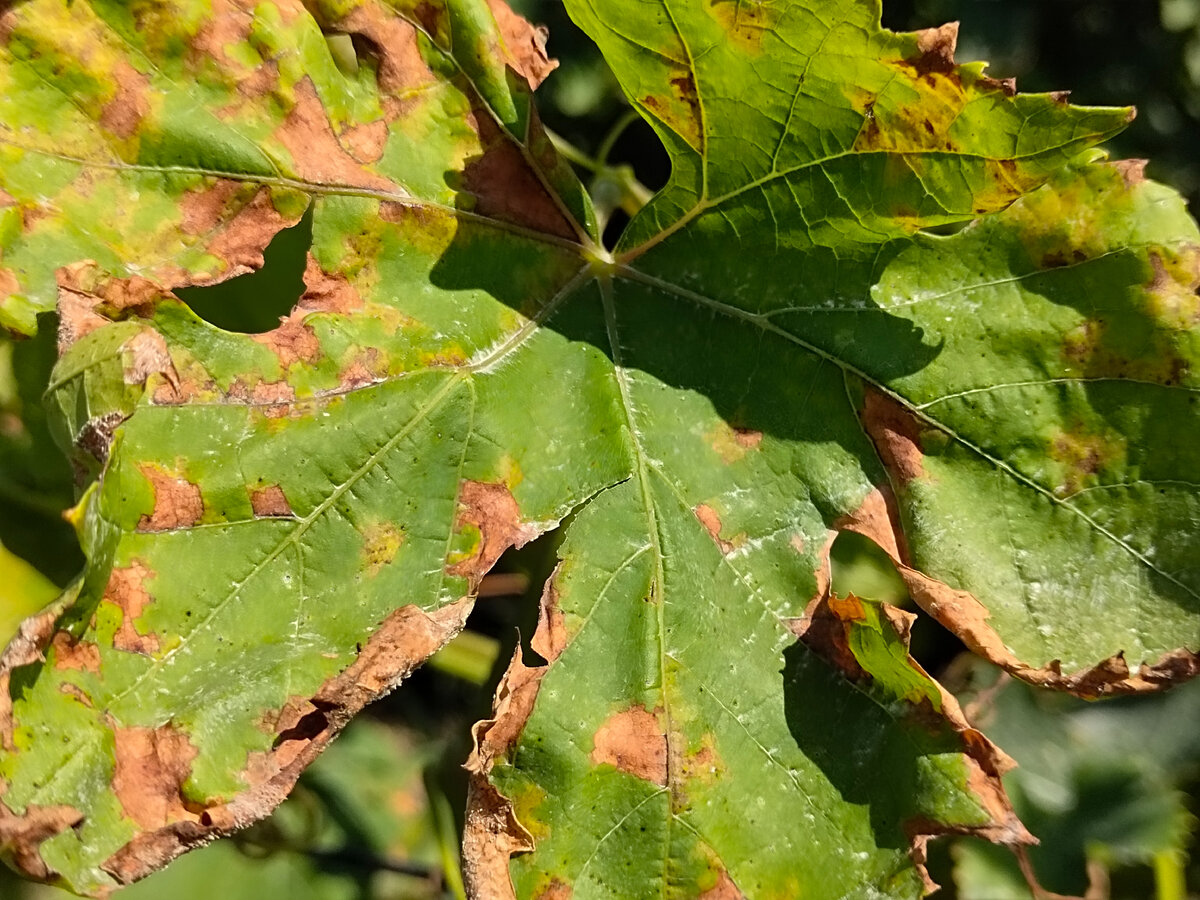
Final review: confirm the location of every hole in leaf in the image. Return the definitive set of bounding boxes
[0,317,84,586]
[371,524,563,732]
[602,208,631,248]
[322,28,384,79]
[829,530,966,677]
[878,0,917,32]
[176,204,313,334]
[830,530,908,605]
[608,116,670,195]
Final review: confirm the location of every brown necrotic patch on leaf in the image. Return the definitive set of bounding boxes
[533,878,573,900]
[58,683,94,709]
[0,801,84,882]
[79,268,167,318]
[733,427,763,449]
[464,668,538,897]
[188,0,253,70]
[204,187,302,282]
[900,560,1200,696]
[105,561,160,656]
[789,594,870,683]
[835,485,907,564]
[0,673,13,753]
[110,723,201,831]
[337,348,387,390]
[693,503,734,554]
[320,2,436,100]
[468,577,567,770]
[0,266,19,299]
[103,599,472,888]
[0,601,67,751]
[227,378,298,418]
[590,705,668,786]
[980,75,1017,96]
[698,868,745,900]
[272,78,397,191]
[123,329,180,394]
[1114,158,1148,187]
[707,421,763,463]
[463,575,570,899]
[461,109,577,240]
[99,59,151,140]
[1,599,68,671]
[296,254,363,316]
[793,593,1030,892]
[56,264,193,362]
[252,315,321,368]
[249,484,292,518]
[463,763,535,900]
[531,572,569,665]
[152,372,219,406]
[909,22,959,76]
[50,631,101,674]
[485,0,557,88]
[137,465,204,533]
[340,118,389,165]
[447,480,541,588]
[251,379,298,415]
[860,388,927,483]
[56,264,118,353]
[179,179,242,236]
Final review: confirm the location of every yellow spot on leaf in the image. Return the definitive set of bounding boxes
[362,521,404,575]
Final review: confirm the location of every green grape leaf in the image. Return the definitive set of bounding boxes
[0,0,1197,897]
[2,716,455,900]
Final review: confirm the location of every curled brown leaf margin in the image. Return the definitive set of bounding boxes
[0,471,551,892]
[463,574,1033,896]
[790,594,1033,894]
[0,593,474,893]
[462,568,567,900]
[852,388,1200,699]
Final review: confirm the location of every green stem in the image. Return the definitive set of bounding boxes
[545,120,655,222]
[1154,849,1187,900]
[545,127,600,172]
[427,778,467,900]
[595,108,642,167]
[427,628,501,684]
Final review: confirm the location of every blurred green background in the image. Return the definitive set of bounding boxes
[3,1,1200,898]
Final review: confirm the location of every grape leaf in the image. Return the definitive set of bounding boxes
[1,715,458,900]
[1,0,1197,897]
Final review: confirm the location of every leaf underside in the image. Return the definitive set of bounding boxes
[0,0,1197,897]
